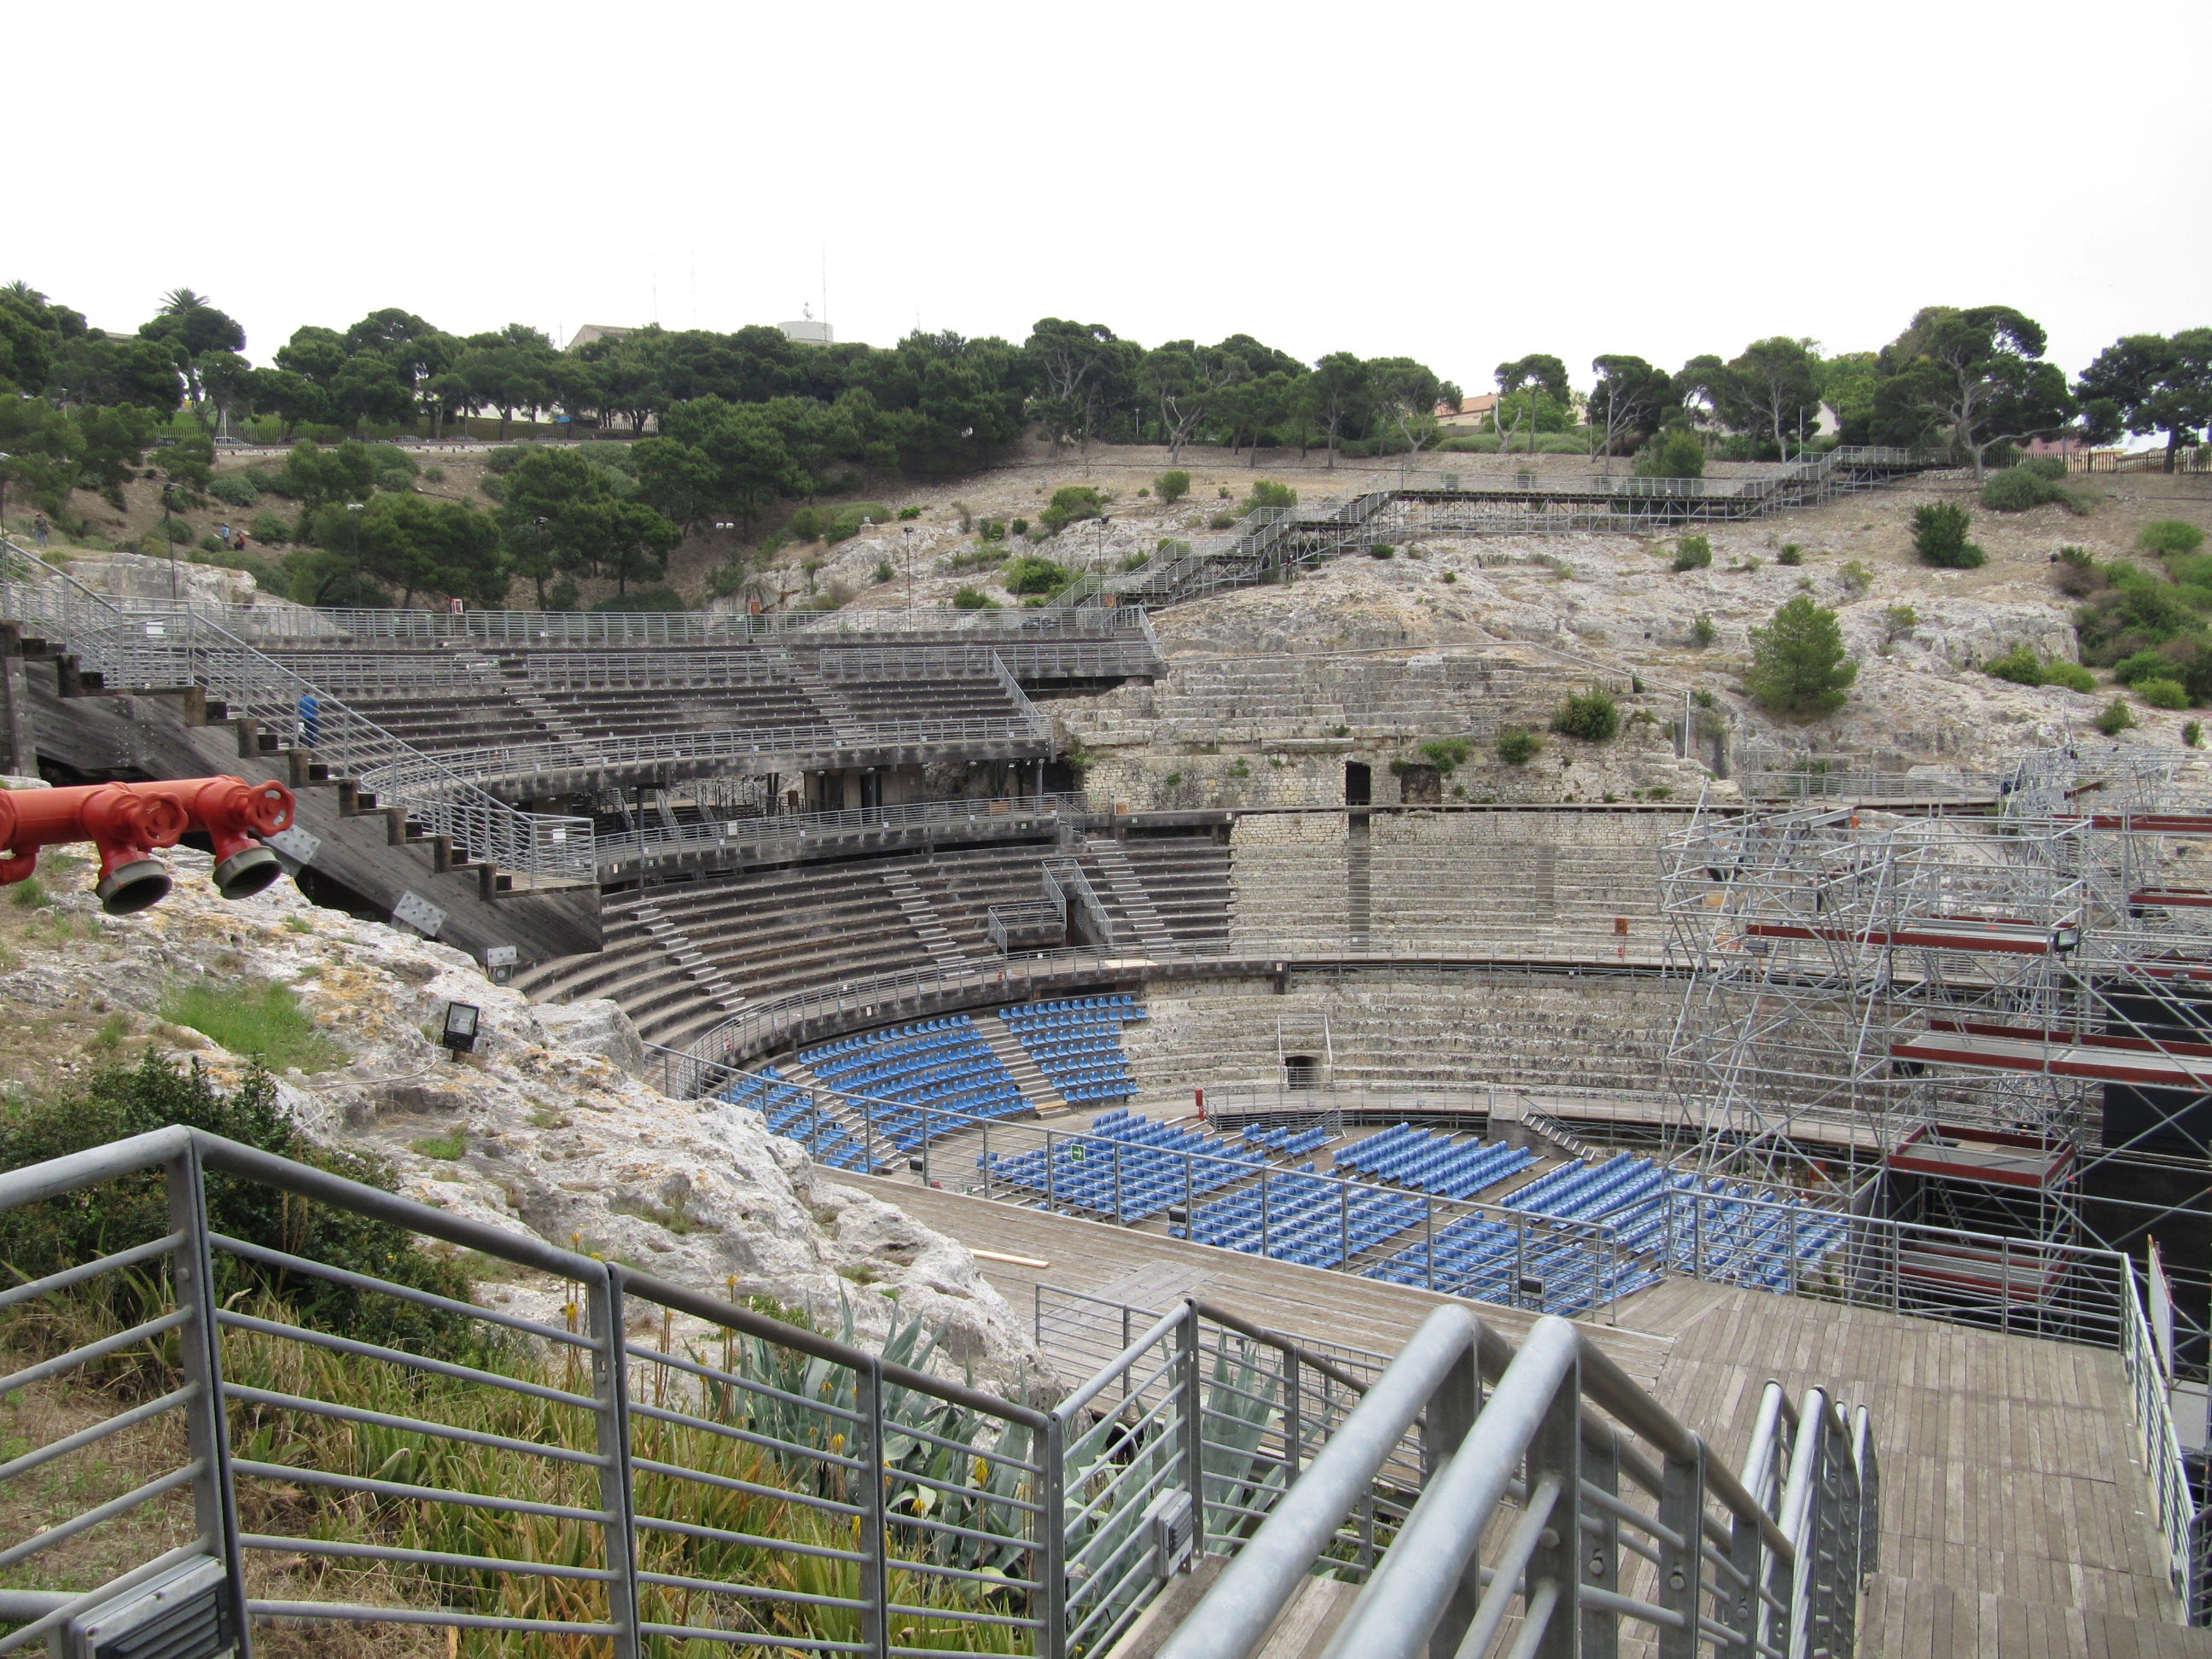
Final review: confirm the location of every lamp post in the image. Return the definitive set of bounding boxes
[160,482,180,599]
[346,502,365,599]
[903,524,914,613]
[0,452,12,540]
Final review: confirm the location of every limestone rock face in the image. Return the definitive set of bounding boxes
[8,851,1046,1394]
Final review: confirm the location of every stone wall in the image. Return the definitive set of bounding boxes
[1123,969,1685,1096]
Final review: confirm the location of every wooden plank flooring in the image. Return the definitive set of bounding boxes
[844,1173,2210,1656]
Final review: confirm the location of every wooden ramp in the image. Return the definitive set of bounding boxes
[839,1174,2209,1656]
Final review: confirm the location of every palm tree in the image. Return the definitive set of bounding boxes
[158,288,210,315]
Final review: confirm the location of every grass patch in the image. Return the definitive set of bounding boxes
[410,1130,468,1161]
[8,877,48,910]
[158,980,346,1072]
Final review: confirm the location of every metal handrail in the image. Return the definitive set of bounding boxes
[1156,1301,1873,1659]
[593,793,1091,874]
[0,543,595,880]
[2122,1264,2197,1602]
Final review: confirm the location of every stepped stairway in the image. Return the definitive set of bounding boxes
[975,1017,1077,1114]
[766,646,863,735]
[1082,835,1177,950]
[479,650,591,746]
[881,869,975,967]
[629,899,749,1015]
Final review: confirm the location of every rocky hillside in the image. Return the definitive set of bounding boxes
[0,794,1043,1391]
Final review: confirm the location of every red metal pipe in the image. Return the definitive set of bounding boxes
[0,775,297,914]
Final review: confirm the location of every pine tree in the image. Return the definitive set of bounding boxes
[1744,595,1858,719]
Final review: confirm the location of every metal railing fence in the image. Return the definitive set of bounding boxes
[665,943,1685,1074]
[405,712,1053,794]
[1036,1290,1420,1657]
[143,602,1154,649]
[0,1127,1871,1659]
[0,1126,1055,1659]
[680,1069,1638,1322]
[1153,1302,1876,1659]
[0,544,596,882]
[596,795,1091,877]
[2121,1266,2198,1606]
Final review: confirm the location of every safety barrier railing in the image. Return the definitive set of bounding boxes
[595,794,1092,876]
[1038,1293,1420,1656]
[1066,448,1942,609]
[0,544,595,881]
[667,942,1681,1072]
[674,1067,1637,1321]
[2121,1263,2198,1608]
[1662,1185,2132,1343]
[1155,1302,1875,1659]
[0,1125,1057,1659]
[180,602,1154,648]
[411,712,1055,793]
[0,1126,1826,1659]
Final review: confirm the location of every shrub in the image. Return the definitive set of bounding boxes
[248,509,293,545]
[1838,560,1875,597]
[1495,725,1542,765]
[2138,678,2190,710]
[787,505,826,542]
[897,505,923,520]
[1691,614,1716,647]
[2140,520,2208,559]
[1744,594,1858,719]
[1010,517,1028,538]
[1634,428,1706,479]
[1417,737,1472,773]
[207,470,260,507]
[1155,469,1191,505]
[2094,697,2137,735]
[198,533,230,555]
[1777,544,1803,566]
[2187,720,2204,749]
[1208,513,1237,531]
[2020,456,2069,480]
[952,587,998,610]
[825,504,894,544]
[1912,502,1985,568]
[1002,556,1071,596]
[1671,535,1712,573]
[0,1053,478,1358]
[486,445,531,474]
[1880,603,1919,643]
[1551,690,1619,742]
[421,464,445,483]
[977,518,1006,543]
[1369,544,1395,559]
[1239,480,1297,515]
[1039,486,1106,535]
[1983,646,2046,686]
[1981,467,2069,512]
[872,560,894,585]
[2043,661,2096,692]
[2052,545,2101,597]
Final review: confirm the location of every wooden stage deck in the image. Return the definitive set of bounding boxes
[842,1174,2211,1657]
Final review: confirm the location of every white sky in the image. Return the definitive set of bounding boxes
[12,0,2209,391]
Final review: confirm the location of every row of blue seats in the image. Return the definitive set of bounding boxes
[998,994,1144,1024]
[1182,1169,1424,1269]
[1365,1215,1627,1316]
[985,1113,1260,1220]
[1242,1124,1336,1158]
[720,1068,881,1173]
[1334,1127,1537,1202]
[999,1000,1142,1104]
[1504,1153,1671,1224]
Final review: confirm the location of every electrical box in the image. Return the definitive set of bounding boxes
[63,1557,231,1659]
[1144,1488,1196,1581]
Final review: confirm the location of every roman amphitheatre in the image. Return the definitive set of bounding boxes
[5,364,2212,1659]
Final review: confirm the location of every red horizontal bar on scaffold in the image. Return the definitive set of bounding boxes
[1893,1243,2071,1301]
[1926,1018,2212,1061]
[2077,815,2212,833]
[1747,917,2079,955]
[1891,1031,2212,1090]
[2128,889,2212,908]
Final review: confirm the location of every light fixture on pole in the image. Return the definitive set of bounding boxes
[440,1001,481,1057]
[903,525,914,613]
[160,483,180,599]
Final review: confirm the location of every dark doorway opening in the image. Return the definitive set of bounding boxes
[1284,1055,1319,1090]
[1344,761,1371,806]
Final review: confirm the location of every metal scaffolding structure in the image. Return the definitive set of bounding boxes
[1663,789,2212,1359]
